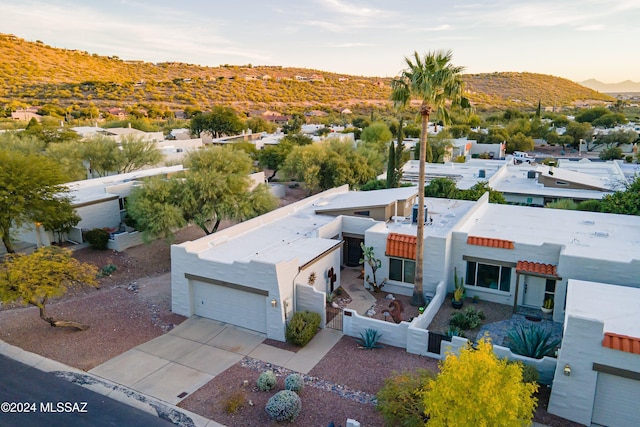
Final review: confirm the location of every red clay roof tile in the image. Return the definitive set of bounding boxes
[516,261,558,276]
[603,332,640,355]
[386,233,417,260]
[467,236,514,249]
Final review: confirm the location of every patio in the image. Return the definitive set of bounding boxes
[425,296,563,348]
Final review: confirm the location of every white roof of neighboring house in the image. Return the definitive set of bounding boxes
[566,279,640,337]
[459,203,640,263]
[314,187,418,213]
[72,126,105,137]
[401,159,507,189]
[65,165,185,205]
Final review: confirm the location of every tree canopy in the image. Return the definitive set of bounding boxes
[0,149,77,253]
[127,146,278,240]
[189,106,244,138]
[82,134,163,177]
[0,247,98,330]
[423,337,538,426]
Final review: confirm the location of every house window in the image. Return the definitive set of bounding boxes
[466,261,511,292]
[389,258,415,284]
[555,181,568,186]
[353,210,370,217]
[545,279,555,303]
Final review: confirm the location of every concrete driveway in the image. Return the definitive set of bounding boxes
[90,317,341,405]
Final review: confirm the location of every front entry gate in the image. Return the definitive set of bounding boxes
[326,305,343,331]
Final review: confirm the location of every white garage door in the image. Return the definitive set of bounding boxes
[592,372,640,427]
[192,280,267,334]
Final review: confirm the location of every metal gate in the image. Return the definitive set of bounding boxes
[427,331,451,354]
[326,306,343,331]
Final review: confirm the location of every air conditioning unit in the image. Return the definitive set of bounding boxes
[412,204,428,224]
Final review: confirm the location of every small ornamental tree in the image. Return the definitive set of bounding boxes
[423,337,538,426]
[0,247,99,330]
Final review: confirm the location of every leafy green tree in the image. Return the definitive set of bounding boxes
[245,116,277,134]
[423,337,538,426]
[483,126,510,144]
[390,50,469,306]
[599,146,624,160]
[600,177,640,215]
[564,121,593,149]
[0,247,98,330]
[425,178,459,199]
[592,112,627,128]
[189,106,243,138]
[506,132,535,153]
[0,150,76,253]
[82,135,122,177]
[361,121,393,153]
[117,134,164,174]
[575,106,610,123]
[282,113,305,134]
[127,146,277,240]
[361,179,388,191]
[377,369,433,427]
[592,129,638,151]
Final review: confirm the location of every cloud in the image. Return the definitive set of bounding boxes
[330,42,375,48]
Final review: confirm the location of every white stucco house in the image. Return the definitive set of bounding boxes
[170,183,640,422]
[548,280,640,426]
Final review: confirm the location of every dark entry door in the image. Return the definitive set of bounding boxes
[343,236,364,267]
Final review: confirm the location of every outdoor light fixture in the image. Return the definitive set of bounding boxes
[271,298,278,308]
[563,364,572,376]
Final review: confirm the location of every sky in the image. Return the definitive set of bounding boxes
[2,0,639,84]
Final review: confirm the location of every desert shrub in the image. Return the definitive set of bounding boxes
[265,390,302,422]
[223,389,246,413]
[446,325,465,338]
[285,311,321,347]
[285,373,304,394]
[376,369,433,427]
[521,364,541,384]
[449,306,485,330]
[256,370,277,391]
[99,263,117,277]
[506,324,560,359]
[356,328,384,349]
[84,228,110,250]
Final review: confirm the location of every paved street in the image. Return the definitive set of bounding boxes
[0,354,175,427]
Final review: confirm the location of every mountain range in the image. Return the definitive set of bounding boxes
[0,33,614,112]
[579,79,640,93]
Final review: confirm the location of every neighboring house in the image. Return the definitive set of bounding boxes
[156,138,204,163]
[101,127,164,142]
[105,108,126,120]
[171,185,640,341]
[11,108,41,122]
[548,280,640,426]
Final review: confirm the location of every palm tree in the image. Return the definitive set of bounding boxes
[390,50,469,306]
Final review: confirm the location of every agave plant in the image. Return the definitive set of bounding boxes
[356,328,384,349]
[506,324,561,359]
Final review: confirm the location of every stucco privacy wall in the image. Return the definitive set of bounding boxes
[296,285,326,326]
[407,280,447,356]
[343,308,409,349]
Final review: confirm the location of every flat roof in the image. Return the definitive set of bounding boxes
[460,203,640,262]
[401,159,507,189]
[373,197,477,238]
[65,165,185,205]
[490,165,612,200]
[313,186,417,212]
[567,279,640,337]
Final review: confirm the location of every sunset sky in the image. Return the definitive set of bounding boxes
[2,0,639,83]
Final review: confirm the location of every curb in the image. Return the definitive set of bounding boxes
[0,339,224,427]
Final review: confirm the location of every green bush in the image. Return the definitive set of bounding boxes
[449,306,485,330]
[508,361,540,384]
[506,324,560,359]
[99,263,117,277]
[265,390,302,422]
[285,311,321,347]
[285,373,304,394]
[256,370,277,391]
[84,228,110,250]
[376,369,433,427]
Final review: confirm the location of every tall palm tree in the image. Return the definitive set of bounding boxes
[390,50,469,306]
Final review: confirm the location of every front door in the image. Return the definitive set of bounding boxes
[523,276,546,307]
[343,236,363,267]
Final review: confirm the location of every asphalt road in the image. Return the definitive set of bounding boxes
[0,354,177,427]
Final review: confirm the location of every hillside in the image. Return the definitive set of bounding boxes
[0,34,613,113]
[579,79,640,93]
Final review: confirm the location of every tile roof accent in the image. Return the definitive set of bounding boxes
[467,236,514,249]
[602,332,640,355]
[386,233,417,260]
[516,261,558,276]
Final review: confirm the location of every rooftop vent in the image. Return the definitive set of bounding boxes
[527,170,536,179]
[593,231,609,238]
